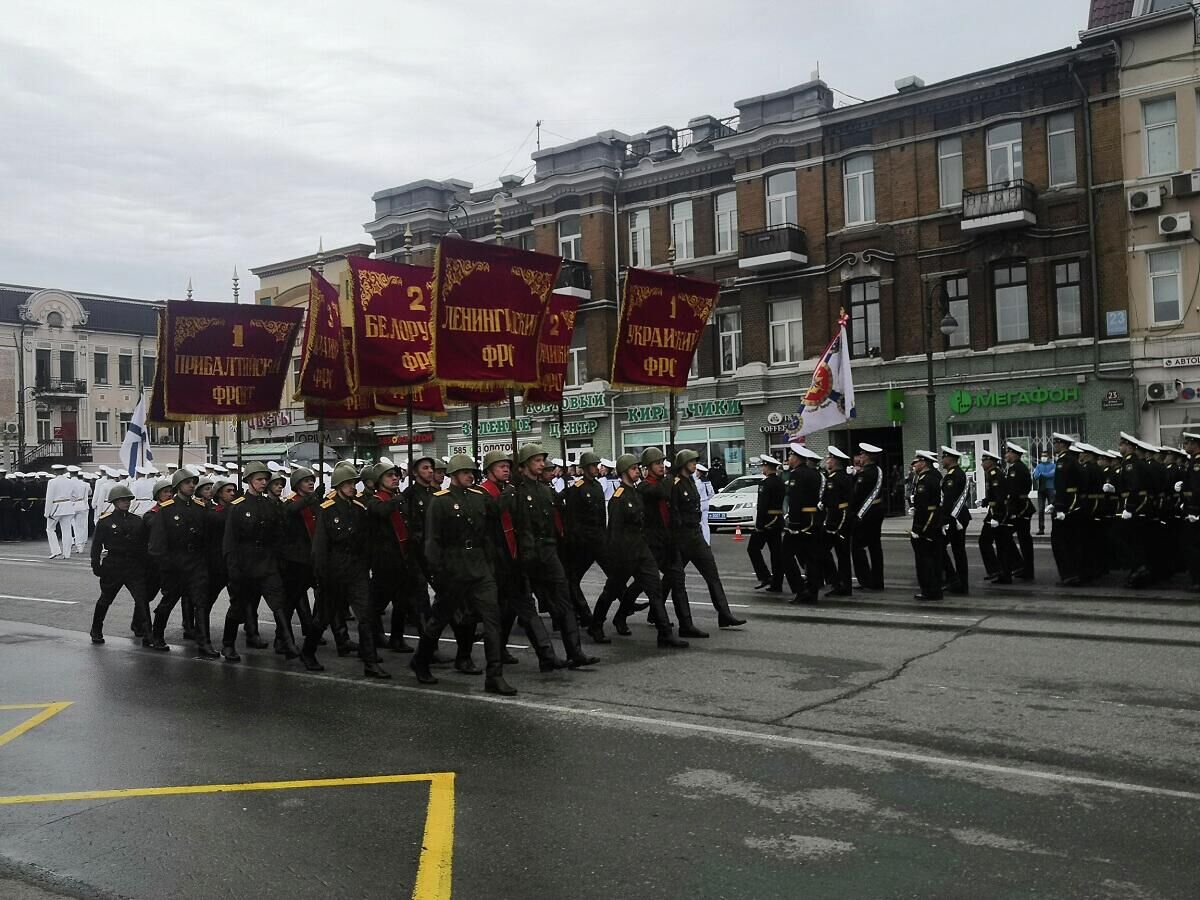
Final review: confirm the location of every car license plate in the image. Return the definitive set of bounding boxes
[708,512,726,521]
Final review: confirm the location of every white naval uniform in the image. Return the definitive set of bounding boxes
[44,474,75,557]
[695,472,715,545]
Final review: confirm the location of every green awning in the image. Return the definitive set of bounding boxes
[220,442,293,461]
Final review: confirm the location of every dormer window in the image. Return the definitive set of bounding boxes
[46,311,64,328]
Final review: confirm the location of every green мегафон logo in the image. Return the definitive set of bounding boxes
[947,386,1080,414]
[949,389,973,414]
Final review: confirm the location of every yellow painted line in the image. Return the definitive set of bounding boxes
[0,702,72,749]
[416,772,455,900]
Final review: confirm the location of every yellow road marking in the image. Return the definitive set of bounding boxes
[0,702,72,749]
[0,771,455,900]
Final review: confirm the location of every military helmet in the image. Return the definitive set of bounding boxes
[371,461,399,484]
[482,449,512,470]
[640,447,665,466]
[615,454,640,475]
[579,451,601,467]
[196,475,216,491]
[107,484,135,503]
[516,443,548,467]
[242,461,271,482]
[289,467,315,491]
[329,462,360,489]
[445,454,475,476]
[152,478,173,500]
[171,466,199,489]
[674,449,699,471]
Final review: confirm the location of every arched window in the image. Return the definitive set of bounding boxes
[46,311,63,328]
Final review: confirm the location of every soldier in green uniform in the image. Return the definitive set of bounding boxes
[365,461,414,657]
[133,478,172,638]
[401,454,440,645]
[565,451,611,633]
[148,467,217,656]
[89,484,155,648]
[670,448,744,631]
[279,467,324,664]
[620,447,691,632]
[909,451,943,601]
[410,454,516,694]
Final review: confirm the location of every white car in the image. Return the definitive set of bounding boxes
[706,474,765,531]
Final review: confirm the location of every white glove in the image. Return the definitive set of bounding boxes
[1055,512,1065,521]
[1187,515,1199,523]
[817,502,824,511]
[1045,504,1054,514]
[1102,483,1116,494]
[1120,510,1133,520]
[981,519,992,529]
[942,523,950,535]
[1175,481,1184,493]
[909,530,919,539]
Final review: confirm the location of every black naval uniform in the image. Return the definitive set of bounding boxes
[910,467,943,600]
[823,467,854,595]
[1185,450,1200,590]
[783,463,824,603]
[1118,452,1154,587]
[89,505,152,645]
[671,471,741,628]
[746,470,785,589]
[222,490,297,658]
[939,462,970,594]
[979,465,1012,583]
[147,494,212,653]
[1005,456,1035,580]
[0,476,14,542]
[1051,451,1083,584]
[851,460,886,589]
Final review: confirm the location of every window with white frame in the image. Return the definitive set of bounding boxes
[118,352,133,386]
[1047,112,1077,187]
[766,171,797,226]
[987,122,1023,185]
[848,280,881,358]
[769,299,804,364]
[714,191,738,254]
[94,412,110,445]
[944,276,970,349]
[567,328,588,387]
[37,411,51,443]
[938,137,963,207]
[557,215,582,260]
[843,154,875,226]
[1054,261,1083,337]
[119,413,132,440]
[628,209,650,267]
[992,261,1029,342]
[1149,248,1182,323]
[670,200,694,260]
[1143,96,1178,176]
[688,351,700,380]
[717,309,742,374]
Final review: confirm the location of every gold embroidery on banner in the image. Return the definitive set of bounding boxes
[511,266,553,302]
[173,316,224,350]
[251,319,293,343]
[357,270,404,312]
[677,292,716,322]
[443,259,490,295]
[561,309,577,331]
[627,285,663,315]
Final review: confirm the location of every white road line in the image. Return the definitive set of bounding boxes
[0,594,78,605]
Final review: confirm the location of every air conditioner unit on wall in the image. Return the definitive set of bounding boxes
[1145,382,1177,403]
[1158,211,1192,236]
[3,422,16,434]
[1171,171,1200,198]
[1128,186,1164,212]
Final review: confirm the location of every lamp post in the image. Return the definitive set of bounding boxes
[924,280,958,451]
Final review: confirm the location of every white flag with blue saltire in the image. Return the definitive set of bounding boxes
[792,314,855,439]
[118,393,155,476]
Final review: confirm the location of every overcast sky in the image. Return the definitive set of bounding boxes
[0,0,1088,302]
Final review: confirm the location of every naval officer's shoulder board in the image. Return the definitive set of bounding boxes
[231,497,245,505]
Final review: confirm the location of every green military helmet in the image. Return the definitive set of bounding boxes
[640,447,665,466]
[290,467,315,491]
[107,484,135,503]
[152,478,173,500]
[329,462,360,489]
[445,453,475,476]
[578,451,601,467]
[482,449,512,470]
[516,443,547,467]
[674,449,699,471]
[615,453,639,475]
[370,461,399,484]
[196,475,216,491]
[242,461,271,482]
[171,466,199,489]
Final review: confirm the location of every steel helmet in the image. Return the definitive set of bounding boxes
[482,449,513,470]
[516,444,548,467]
[107,484,135,503]
[242,461,272,482]
[289,467,315,491]
[152,478,173,500]
[640,447,665,466]
[578,452,601,467]
[329,462,360,489]
[445,454,476,476]
[615,454,639,475]
[674,449,699,470]
[171,467,199,489]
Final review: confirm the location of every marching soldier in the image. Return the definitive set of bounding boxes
[822,447,853,597]
[1117,432,1154,588]
[306,462,382,676]
[1076,444,1105,583]
[978,450,1011,583]
[1003,442,1035,580]
[1183,431,1200,592]
[671,449,744,630]
[851,442,886,590]
[782,444,824,605]
[1049,434,1082,586]
[747,454,785,591]
[409,454,516,694]
[279,467,323,666]
[133,478,172,637]
[616,447,688,631]
[939,447,970,594]
[205,477,236,638]
[562,452,616,642]
[365,461,416,658]
[89,483,155,648]
[147,467,217,656]
[401,454,440,650]
[909,451,943,601]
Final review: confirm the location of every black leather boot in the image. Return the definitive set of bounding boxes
[586,622,611,644]
[273,610,300,659]
[220,617,241,662]
[195,611,220,660]
[677,620,709,639]
[243,603,269,649]
[89,601,108,644]
[148,607,171,652]
[657,625,690,649]
[410,636,439,684]
[181,599,196,640]
[485,675,517,695]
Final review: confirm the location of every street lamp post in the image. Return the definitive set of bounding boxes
[925,281,959,451]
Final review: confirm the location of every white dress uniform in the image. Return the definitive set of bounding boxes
[44,472,75,557]
[69,471,90,550]
[92,473,112,524]
[695,467,715,545]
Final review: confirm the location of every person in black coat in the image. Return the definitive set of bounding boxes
[822,447,854,597]
[851,443,886,590]
[909,451,943,601]
[89,484,154,648]
[782,444,824,604]
[747,455,786,590]
[1003,442,1035,580]
[939,447,971,594]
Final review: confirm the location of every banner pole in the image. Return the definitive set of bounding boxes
[236,418,243,473]
[667,241,678,465]
[177,428,184,469]
[317,414,326,488]
[508,390,518,460]
[406,396,415,476]
[471,405,480,465]
[557,400,566,461]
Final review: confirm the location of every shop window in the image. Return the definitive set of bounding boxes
[769,299,804,364]
[1054,261,1083,337]
[766,171,797,227]
[847,280,880,358]
[992,261,1029,343]
[717,309,742,374]
[944,276,970,349]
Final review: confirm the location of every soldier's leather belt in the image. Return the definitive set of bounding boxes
[767,509,784,515]
[800,507,818,512]
[837,502,849,509]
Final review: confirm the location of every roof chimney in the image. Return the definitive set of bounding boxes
[895,75,926,94]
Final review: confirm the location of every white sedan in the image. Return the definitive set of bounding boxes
[706,474,765,532]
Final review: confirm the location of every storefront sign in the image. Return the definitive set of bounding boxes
[1164,356,1200,369]
[449,440,521,458]
[462,417,533,436]
[549,419,598,438]
[1101,390,1124,410]
[625,399,743,424]
[526,392,606,416]
[760,413,801,434]
[377,431,434,446]
[948,386,1080,414]
[249,411,294,429]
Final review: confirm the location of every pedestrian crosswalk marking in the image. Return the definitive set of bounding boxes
[0,701,73,749]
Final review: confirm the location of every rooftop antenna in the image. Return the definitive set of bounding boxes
[536,119,542,151]
[315,236,325,275]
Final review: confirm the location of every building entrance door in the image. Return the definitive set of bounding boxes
[952,430,997,510]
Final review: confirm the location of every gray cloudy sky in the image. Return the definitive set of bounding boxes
[0,0,1087,301]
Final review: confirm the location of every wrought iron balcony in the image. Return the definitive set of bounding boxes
[33,377,88,397]
[738,224,808,271]
[19,439,93,467]
[556,258,592,299]
[961,180,1037,233]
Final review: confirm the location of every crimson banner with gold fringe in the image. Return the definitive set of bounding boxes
[296,269,354,402]
[524,292,580,404]
[610,267,718,392]
[147,310,176,424]
[348,257,435,388]
[431,236,560,390]
[162,300,302,418]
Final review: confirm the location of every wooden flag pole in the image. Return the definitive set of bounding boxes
[471,406,480,464]
[557,400,566,461]
[317,414,326,487]
[231,267,244,473]
[406,397,415,477]
[509,391,519,461]
[667,242,678,465]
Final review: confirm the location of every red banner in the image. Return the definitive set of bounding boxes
[407,383,447,414]
[162,300,302,418]
[296,270,354,402]
[446,386,506,405]
[431,236,561,390]
[348,257,434,389]
[610,267,718,392]
[524,292,580,404]
[305,391,396,422]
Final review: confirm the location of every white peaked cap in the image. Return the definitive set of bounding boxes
[914,450,938,463]
[939,446,961,457]
[550,458,564,467]
[759,454,780,466]
[1005,442,1027,455]
[696,463,708,472]
[981,449,1001,460]
[858,442,883,454]
[51,464,67,471]
[600,458,616,468]
[1051,432,1075,443]
[66,465,81,472]
[827,447,850,461]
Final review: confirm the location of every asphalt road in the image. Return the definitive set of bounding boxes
[1,531,1198,899]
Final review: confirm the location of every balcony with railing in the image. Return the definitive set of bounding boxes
[961,180,1037,233]
[555,258,592,299]
[33,377,88,397]
[738,224,809,271]
[19,439,93,468]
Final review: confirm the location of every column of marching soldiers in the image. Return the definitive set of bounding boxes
[84,445,747,696]
[748,429,1200,603]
